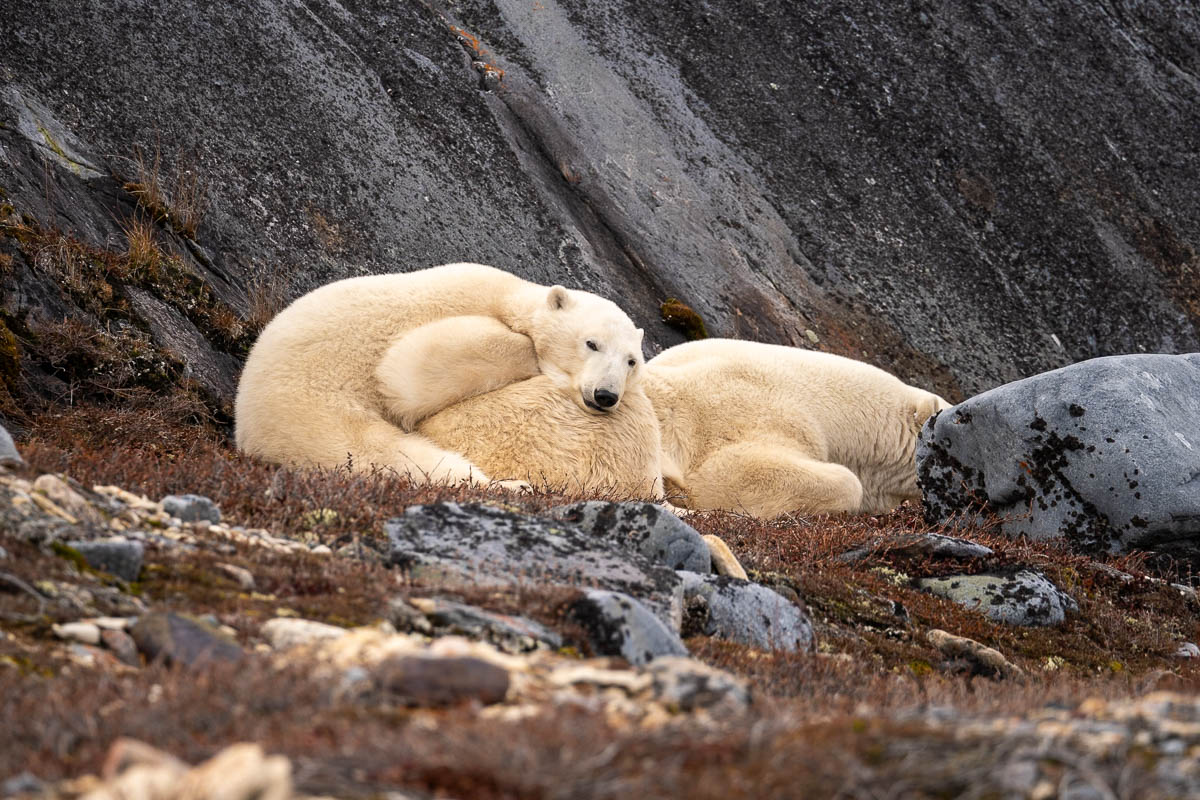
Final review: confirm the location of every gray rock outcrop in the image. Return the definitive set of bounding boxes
[4,1,1200,414]
[385,502,683,628]
[918,354,1200,563]
[551,501,711,573]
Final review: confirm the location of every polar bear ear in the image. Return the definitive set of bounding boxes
[547,285,572,310]
[636,328,645,343]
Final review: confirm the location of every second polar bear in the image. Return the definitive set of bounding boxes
[643,339,951,517]
[234,263,646,486]
[415,333,948,517]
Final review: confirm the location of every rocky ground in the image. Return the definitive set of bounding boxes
[2,406,1200,799]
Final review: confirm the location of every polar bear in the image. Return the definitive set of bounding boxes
[643,339,951,518]
[417,344,664,498]
[234,263,646,486]
[412,333,945,516]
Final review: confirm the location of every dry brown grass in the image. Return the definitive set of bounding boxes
[244,273,290,337]
[118,213,162,281]
[122,144,207,239]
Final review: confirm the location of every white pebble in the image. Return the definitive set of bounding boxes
[52,622,102,645]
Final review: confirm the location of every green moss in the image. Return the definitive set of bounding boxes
[0,317,20,386]
[49,541,89,572]
[908,659,933,676]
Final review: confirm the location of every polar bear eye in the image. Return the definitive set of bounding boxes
[586,340,599,351]
[627,358,636,367]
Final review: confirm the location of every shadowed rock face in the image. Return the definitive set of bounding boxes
[2,1,1198,407]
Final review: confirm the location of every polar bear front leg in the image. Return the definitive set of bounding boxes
[679,441,864,519]
[376,315,541,431]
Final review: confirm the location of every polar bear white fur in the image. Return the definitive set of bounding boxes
[234,263,646,486]
[410,331,945,516]
[418,354,664,499]
[643,339,951,518]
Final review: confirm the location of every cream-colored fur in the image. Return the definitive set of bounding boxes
[234,263,645,486]
[377,316,541,432]
[418,372,664,498]
[644,339,951,518]
[409,332,944,516]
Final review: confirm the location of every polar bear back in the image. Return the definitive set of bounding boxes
[234,263,533,468]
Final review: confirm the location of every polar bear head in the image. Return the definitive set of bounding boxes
[528,286,646,414]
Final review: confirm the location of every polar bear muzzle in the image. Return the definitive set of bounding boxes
[586,387,621,411]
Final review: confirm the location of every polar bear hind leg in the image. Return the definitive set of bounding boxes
[678,441,864,518]
[376,315,540,431]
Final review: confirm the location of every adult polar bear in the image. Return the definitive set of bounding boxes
[234,263,647,487]
[642,339,950,517]
[419,337,949,518]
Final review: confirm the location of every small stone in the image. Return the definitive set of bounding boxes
[565,589,688,666]
[701,534,748,579]
[0,545,8,560]
[407,597,562,653]
[677,571,814,652]
[373,655,510,706]
[215,563,256,591]
[53,621,102,645]
[386,597,434,635]
[28,492,79,524]
[917,568,1078,627]
[85,617,135,631]
[33,474,101,524]
[927,628,1025,681]
[66,538,144,582]
[310,544,332,555]
[101,629,141,666]
[160,494,221,523]
[129,612,242,666]
[837,532,994,563]
[804,328,819,343]
[552,500,712,573]
[646,656,752,713]
[262,617,348,650]
[0,423,25,469]
[2,772,43,796]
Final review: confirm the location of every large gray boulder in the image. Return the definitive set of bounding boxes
[385,502,683,628]
[918,354,1200,562]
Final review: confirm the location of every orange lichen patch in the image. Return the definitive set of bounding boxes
[449,25,485,57]
[449,25,506,84]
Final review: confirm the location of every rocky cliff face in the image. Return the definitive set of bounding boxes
[2,0,1198,417]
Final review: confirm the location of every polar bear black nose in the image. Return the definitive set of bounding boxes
[593,389,619,409]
